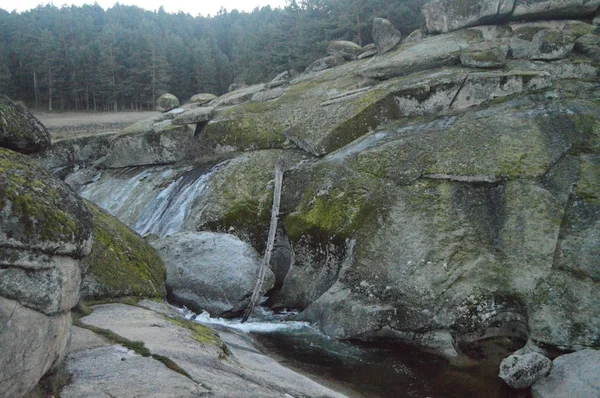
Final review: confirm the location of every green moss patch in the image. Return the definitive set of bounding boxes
[81,200,166,300]
[0,147,92,253]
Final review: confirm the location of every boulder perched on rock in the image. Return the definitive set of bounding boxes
[326,40,363,60]
[500,352,552,389]
[532,350,600,398]
[0,94,50,154]
[151,232,275,316]
[372,18,402,54]
[0,147,93,397]
[80,201,166,301]
[190,93,217,105]
[156,93,180,112]
[172,107,214,125]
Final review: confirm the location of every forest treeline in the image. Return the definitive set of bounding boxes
[0,0,425,111]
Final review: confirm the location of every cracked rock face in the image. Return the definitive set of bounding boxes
[0,147,93,397]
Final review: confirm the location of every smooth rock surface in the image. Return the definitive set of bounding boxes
[72,303,347,398]
[499,352,552,389]
[151,232,275,315]
[532,350,600,398]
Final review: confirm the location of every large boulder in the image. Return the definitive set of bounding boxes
[272,87,600,359]
[80,201,166,301]
[151,232,275,316]
[422,0,515,33]
[372,18,402,55]
[532,350,600,398]
[0,94,50,154]
[156,93,180,112]
[0,147,93,397]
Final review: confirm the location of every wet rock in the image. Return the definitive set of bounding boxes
[151,232,275,316]
[69,303,347,398]
[499,352,552,389]
[156,93,180,112]
[372,18,402,55]
[532,350,600,398]
[0,94,50,154]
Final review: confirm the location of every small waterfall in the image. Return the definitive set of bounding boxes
[133,169,215,237]
[81,163,220,237]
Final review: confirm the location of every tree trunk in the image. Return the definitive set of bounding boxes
[48,65,52,111]
[242,159,284,323]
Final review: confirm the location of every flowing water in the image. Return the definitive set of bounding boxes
[82,164,531,398]
[80,163,220,236]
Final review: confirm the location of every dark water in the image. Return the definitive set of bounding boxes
[251,328,532,398]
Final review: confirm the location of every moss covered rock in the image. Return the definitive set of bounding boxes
[0,94,50,154]
[0,148,92,397]
[80,200,166,301]
[272,90,600,357]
